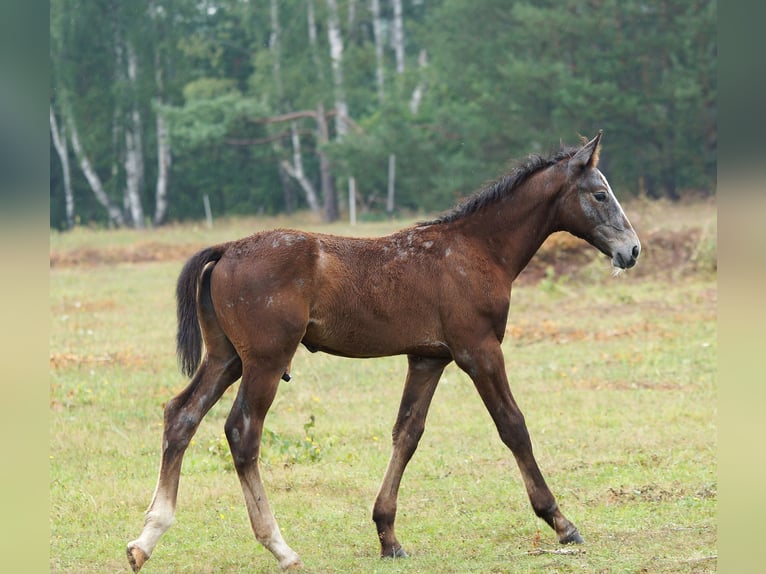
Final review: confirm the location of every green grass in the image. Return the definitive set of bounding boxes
[50,204,716,573]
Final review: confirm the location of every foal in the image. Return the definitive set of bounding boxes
[128,131,640,570]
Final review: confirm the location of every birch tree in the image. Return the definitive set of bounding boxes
[153,71,171,225]
[269,0,284,99]
[151,0,171,225]
[123,41,147,228]
[280,121,322,214]
[371,0,385,103]
[306,0,325,84]
[111,13,125,201]
[49,106,75,229]
[66,111,126,227]
[409,48,428,114]
[325,0,349,138]
[316,102,338,222]
[392,0,405,74]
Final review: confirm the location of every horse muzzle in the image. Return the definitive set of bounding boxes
[612,241,641,269]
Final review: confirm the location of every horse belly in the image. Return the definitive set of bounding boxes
[302,311,447,359]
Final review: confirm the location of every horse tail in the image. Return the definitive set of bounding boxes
[176,244,229,378]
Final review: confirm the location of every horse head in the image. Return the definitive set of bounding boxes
[560,131,641,271]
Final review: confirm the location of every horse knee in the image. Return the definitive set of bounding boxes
[392,421,425,448]
[163,402,200,453]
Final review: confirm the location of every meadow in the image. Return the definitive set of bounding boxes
[50,197,717,573]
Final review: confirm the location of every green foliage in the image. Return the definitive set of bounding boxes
[50,0,717,228]
[205,415,327,471]
[263,414,327,465]
[163,90,268,148]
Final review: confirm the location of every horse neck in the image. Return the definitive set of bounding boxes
[456,168,564,281]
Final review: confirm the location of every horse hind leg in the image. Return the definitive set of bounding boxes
[127,285,242,572]
[225,358,303,570]
[126,353,241,571]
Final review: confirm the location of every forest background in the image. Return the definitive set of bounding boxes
[49,0,716,229]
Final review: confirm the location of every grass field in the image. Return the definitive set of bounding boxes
[50,198,717,573]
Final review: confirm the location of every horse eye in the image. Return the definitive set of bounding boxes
[593,191,607,202]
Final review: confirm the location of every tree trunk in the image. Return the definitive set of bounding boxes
[371,0,385,103]
[50,106,75,229]
[281,121,322,214]
[392,0,405,74]
[325,0,349,138]
[124,41,146,228]
[111,14,124,200]
[151,5,171,226]
[268,0,293,212]
[306,0,325,84]
[278,163,294,215]
[347,0,357,33]
[153,105,171,225]
[66,111,125,227]
[316,102,338,222]
[269,0,283,98]
[409,49,428,114]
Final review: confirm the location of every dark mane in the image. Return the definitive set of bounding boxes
[420,146,578,226]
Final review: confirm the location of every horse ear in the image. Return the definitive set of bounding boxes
[569,130,603,170]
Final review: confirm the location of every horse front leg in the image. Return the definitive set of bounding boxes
[457,342,583,546]
[373,355,450,558]
[127,354,242,572]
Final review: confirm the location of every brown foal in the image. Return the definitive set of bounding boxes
[128,132,640,571]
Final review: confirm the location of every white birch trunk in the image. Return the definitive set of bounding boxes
[316,102,338,221]
[112,22,124,186]
[409,48,428,114]
[124,41,146,228]
[371,0,385,103]
[326,0,349,138]
[153,104,171,225]
[392,0,405,74]
[281,121,322,214]
[150,1,171,226]
[269,0,283,97]
[269,0,295,210]
[66,111,125,227]
[348,0,357,31]
[306,0,325,83]
[50,106,75,228]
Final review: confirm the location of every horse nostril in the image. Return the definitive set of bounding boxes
[632,245,640,258]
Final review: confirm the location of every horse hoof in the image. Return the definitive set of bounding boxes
[559,529,584,545]
[382,546,408,559]
[279,552,303,570]
[126,543,149,573]
[280,558,304,570]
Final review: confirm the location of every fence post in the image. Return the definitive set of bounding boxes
[349,177,357,225]
[203,194,213,228]
[387,153,396,215]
